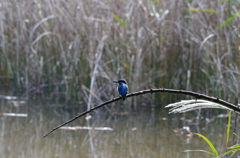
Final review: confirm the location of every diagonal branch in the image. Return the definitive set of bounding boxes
[43,88,240,138]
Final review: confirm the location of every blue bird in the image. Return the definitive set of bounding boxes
[112,79,128,100]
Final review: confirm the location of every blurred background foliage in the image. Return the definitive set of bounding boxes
[0,0,239,108]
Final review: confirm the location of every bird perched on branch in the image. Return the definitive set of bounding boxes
[112,79,128,100]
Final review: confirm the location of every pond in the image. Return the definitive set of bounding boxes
[0,99,233,158]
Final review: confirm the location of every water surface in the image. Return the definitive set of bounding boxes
[0,100,232,158]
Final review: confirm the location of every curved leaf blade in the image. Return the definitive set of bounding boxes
[113,14,125,26]
[195,133,218,156]
[218,11,240,29]
[184,150,217,156]
[188,8,218,13]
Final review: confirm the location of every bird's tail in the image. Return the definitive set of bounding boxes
[122,95,126,100]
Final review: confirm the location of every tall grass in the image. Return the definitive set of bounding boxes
[0,0,239,107]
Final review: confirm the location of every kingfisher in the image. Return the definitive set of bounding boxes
[112,79,128,100]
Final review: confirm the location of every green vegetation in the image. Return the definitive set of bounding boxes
[187,133,219,156]
[185,111,240,157]
[0,0,239,106]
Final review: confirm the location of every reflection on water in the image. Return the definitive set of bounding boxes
[0,100,233,158]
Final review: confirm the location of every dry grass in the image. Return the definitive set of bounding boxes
[0,0,239,107]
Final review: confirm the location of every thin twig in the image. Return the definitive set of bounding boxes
[43,97,121,138]
[43,88,240,138]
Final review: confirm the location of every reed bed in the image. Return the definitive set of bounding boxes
[0,0,239,107]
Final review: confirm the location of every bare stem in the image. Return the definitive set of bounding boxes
[43,88,240,138]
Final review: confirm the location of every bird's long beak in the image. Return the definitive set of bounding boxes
[112,80,118,83]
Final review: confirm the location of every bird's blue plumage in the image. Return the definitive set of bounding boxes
[118,83,128,100]
[113,79,128,100]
